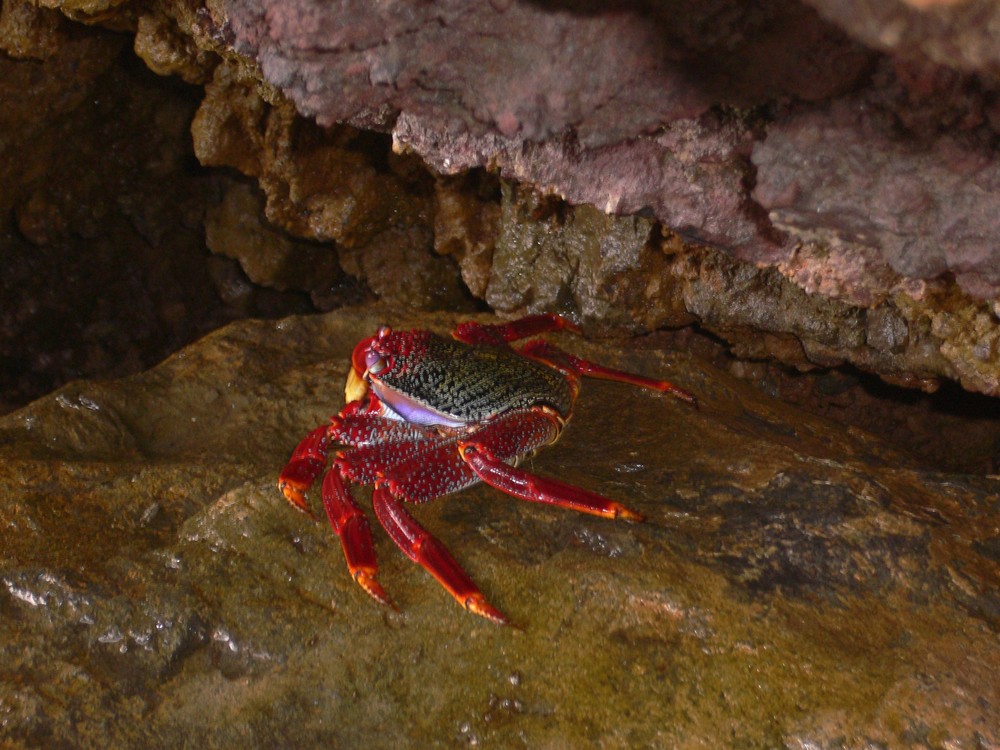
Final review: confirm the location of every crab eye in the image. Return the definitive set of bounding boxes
[365,350,387,375]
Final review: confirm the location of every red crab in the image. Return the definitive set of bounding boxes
[278,314,695,624]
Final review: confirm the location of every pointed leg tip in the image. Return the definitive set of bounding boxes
[653,381,697,405]
[670,386,698,408]
[355,571,396,610]
[465,594,511,626]
[614,504,646,522]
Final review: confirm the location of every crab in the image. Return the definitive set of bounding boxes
[278,313,695,624]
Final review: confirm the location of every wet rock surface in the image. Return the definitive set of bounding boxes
[1,308,997,748]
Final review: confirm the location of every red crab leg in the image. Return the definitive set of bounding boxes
[459,442,645,522]
[371,484,509,625]
[519,339,697,405]
[366,406,558,503]
[452,313,581,346]
[278,425,332,517]
[320,469,393,608]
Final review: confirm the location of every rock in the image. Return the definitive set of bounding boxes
[192,70,426,249]
[805,0,1000,74]
[225,0,871,136]
[134,8,216,85]
[183,0,1000,397]
[396,106,778,262]
[0,7,304,414]
[203,179,347,302]
[192,62,473,311]
[478,184,1000,398]
[0,308,996,747]
[752,97,1000,297]
[215,0,1000,299]
[5,0,1000,407]
[432,171,501,301]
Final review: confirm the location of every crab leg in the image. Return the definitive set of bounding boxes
[453,316,696,404]
[371,484,509,625]
[459,442,644,522]
[320,469,393,607]
[452,313,581,346]
[278,425,332,516]
[519,339,697,405]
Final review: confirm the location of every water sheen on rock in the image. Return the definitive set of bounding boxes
[0,308,997,748]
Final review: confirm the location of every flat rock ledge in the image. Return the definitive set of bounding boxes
[0,307,997,748]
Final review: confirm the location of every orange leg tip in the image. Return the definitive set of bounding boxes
[464,593,510,626]
[354,570,396,610]
[612,504,645,522]
[658,382,698,406]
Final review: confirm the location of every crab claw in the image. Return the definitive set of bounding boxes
[344,363,369,404]
[345,335,378,402]
[278,478,317,519]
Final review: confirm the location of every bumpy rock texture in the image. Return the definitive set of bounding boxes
[1,309,997,747]
[211,0,1000,397]
[225,0,1000,295]
[4,4,1000,747]
[3,0,1000,407]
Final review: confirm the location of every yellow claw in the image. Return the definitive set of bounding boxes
[344,364,369,403]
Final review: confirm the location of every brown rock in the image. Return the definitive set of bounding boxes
[204,179,342,296]
[0,308,997,747]
[4,0,1000,429]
